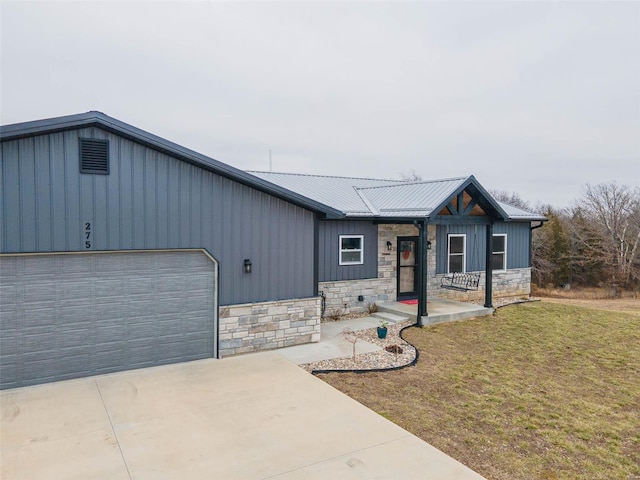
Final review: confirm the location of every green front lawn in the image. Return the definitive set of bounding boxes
[319,301,640,480]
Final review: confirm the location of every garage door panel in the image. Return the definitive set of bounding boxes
[0,361,18,388]
[93,304,125,321]
[125,277,158,295]
[183,316,212,333]
[1,333,19,356]
[0,251,217,389]
[60,304,94,323]
[22,306,56,328]
[0,257,17,277]
[22,332,56,353]
[95,254,126,272]
[23,256,56,275]
[126,299,161,317]
[55,327,92,349]
[60,255,91,274]
[95,323,127,343]
[1,307,18,328]
[60,280,93,299]
[23,282,57,303]
[1,284,16,302]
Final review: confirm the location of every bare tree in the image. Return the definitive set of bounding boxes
[399,170,423,182]
[489,190,531,210]
[570,183,640,287]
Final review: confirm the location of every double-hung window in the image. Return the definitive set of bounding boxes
[447,234,466,273]
[492,234,507,271]
[339,235,364,265]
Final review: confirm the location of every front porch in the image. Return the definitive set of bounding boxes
[376,297,493,325]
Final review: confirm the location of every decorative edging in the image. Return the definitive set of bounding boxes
[311,323,420,375]
[493,298,541,310]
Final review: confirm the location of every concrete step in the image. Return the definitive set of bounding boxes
[422,307,494,326]
[377,303,417,323]
[371,311,409,324]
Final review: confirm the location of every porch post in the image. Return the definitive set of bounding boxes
[484,221,493,308]
[416,219,428,326]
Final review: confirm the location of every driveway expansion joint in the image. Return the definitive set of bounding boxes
[95,380,133,480]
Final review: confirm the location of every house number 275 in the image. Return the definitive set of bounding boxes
[84,223,92,249]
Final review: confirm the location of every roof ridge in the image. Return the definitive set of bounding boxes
[354,176,468,191]
[248,171,403,183]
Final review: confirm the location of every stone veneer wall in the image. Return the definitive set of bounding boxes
[430,267,532,302]
[319,224,438,316]
[218,296,321,357]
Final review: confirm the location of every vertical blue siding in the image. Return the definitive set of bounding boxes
[436,222,531,274]
[34,136,52,251]
[494,222,531,269]
[1,127,316,305]
[3,141,20,252]
[318,220,378,281]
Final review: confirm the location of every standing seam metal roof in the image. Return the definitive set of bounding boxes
[251,171,547,221]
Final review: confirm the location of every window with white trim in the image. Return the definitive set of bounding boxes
[492,234,507,271]
[447,234,466,273]
[339,235,364,265]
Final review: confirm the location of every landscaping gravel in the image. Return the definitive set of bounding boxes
[301,321,417,373]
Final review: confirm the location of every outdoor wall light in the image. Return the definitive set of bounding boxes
[244,259,252,274]
[427,241,432,250]
[386,241,393,251]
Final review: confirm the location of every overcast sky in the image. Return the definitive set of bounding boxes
[2,1,638,209]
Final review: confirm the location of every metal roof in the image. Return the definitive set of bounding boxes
[252,171,546,222]
[0,112,343,218]
[248,172,401,216]
[355,178,467,217]
[496,202,547,221]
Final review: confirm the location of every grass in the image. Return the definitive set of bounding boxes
[532,285,638,300]
[318,301,640,480]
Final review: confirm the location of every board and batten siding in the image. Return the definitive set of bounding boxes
[435,222,531,274]
[318,220,378,282]
[0,127,315,305]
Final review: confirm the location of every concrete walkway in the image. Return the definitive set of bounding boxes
[276,298,493,366]
[1,353,485,479]
[276,316,389,364]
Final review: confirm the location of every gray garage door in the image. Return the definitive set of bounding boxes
[0,250,217,389]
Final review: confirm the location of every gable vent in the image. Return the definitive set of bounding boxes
[80,138,109,174]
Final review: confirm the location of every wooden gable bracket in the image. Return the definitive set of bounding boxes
[463,197,478,216]
[440,189,485,217]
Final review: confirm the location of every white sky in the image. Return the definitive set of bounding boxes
[2,1,639,208]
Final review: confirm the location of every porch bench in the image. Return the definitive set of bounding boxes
[440,272,481,291]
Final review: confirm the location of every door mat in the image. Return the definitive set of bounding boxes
[399,299,418,305]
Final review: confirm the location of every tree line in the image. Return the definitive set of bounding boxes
[495,183,640,292]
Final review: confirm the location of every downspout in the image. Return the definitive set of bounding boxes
[529,221,544,268]
[313,214,320,297]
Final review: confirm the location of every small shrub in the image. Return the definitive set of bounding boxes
[367,302,379,314]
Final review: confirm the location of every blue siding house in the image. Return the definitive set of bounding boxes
[1,112,545,388]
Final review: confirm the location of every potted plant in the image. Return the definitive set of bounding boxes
[377,320,389,339]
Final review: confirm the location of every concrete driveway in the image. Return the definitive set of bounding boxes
[1,352,484,480]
